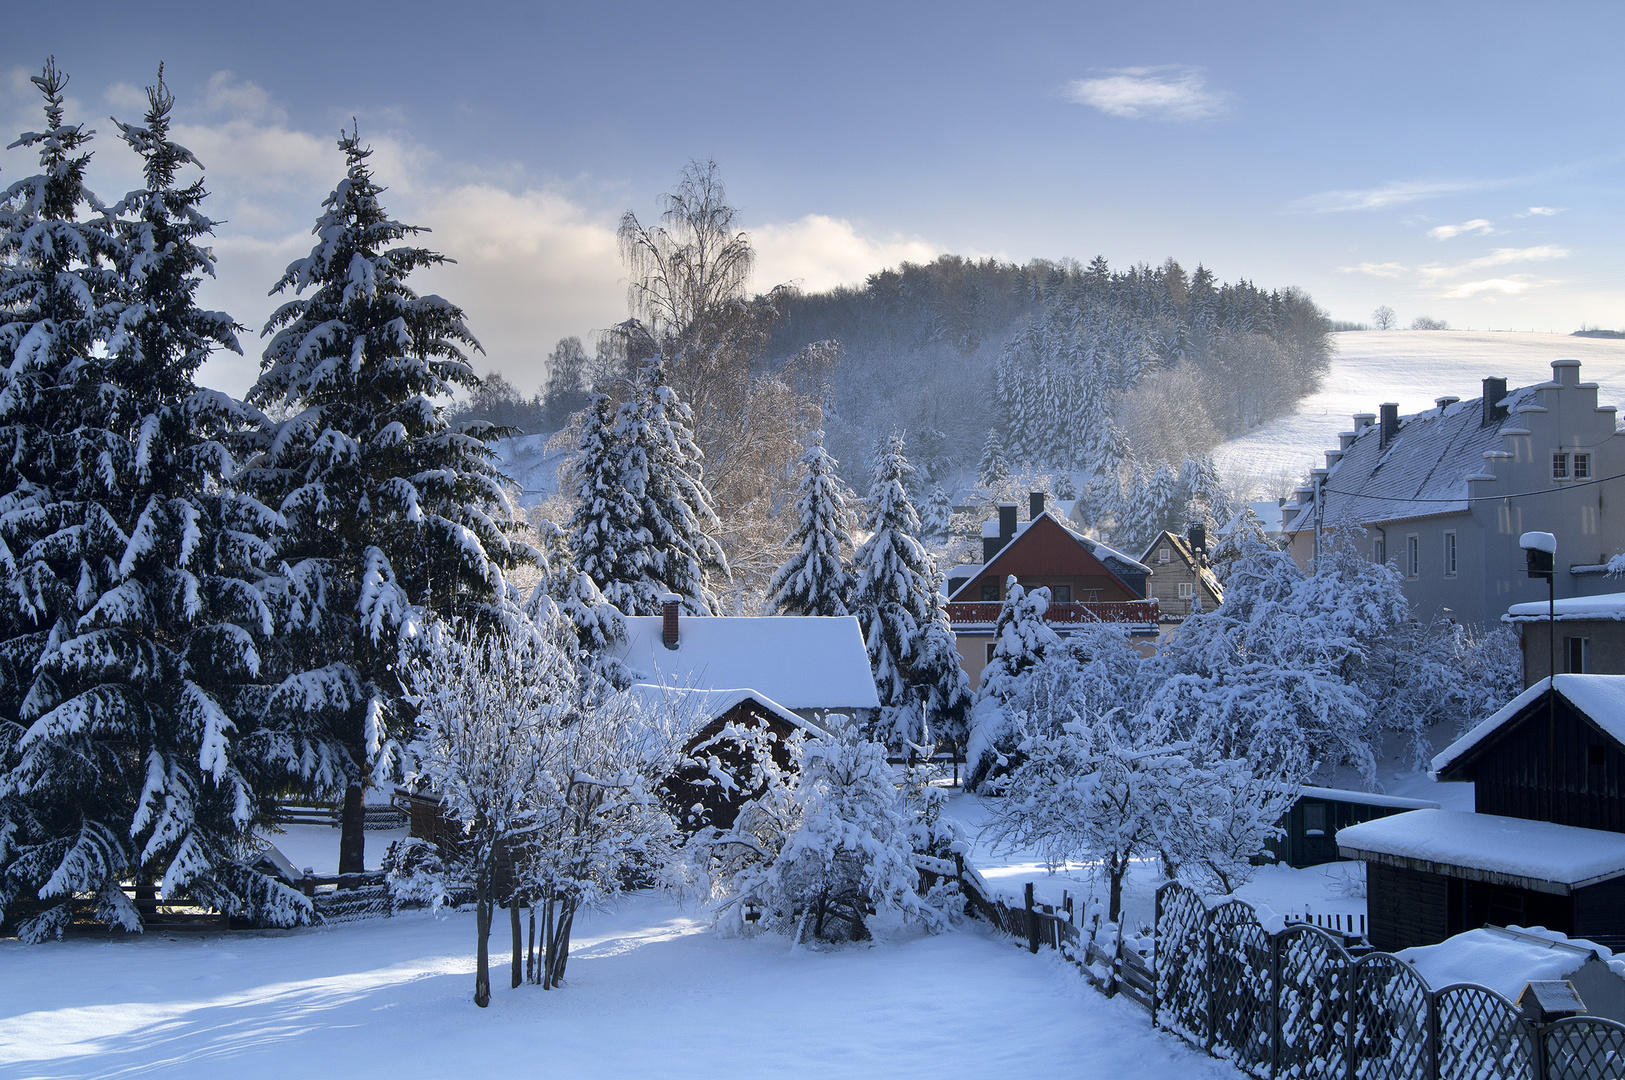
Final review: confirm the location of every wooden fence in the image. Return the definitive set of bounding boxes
[942,864,1625,1080]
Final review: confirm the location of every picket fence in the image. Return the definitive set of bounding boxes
[937,860,1625,1080]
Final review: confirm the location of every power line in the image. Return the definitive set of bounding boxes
[1317,469,1625,505]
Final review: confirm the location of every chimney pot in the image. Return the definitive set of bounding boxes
[1029,492,1046,520]
[660,593,681,649]
[1379,403,1400,448]
[1552,359,1581,386]
[1482,377,1508,427]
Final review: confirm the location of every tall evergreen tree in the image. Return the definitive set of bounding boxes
[977,428,1010,492]
[769,430,853,617]
[241,128,535,874]
[566,393,646,613]
[919,484,953,545]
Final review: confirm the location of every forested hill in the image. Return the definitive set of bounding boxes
[763,254,1333,490]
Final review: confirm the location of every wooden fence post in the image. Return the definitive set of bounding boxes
[1025,882,1039,954]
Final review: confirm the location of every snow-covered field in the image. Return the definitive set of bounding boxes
[1216,330,1625,486]
[0,893,1240,1080]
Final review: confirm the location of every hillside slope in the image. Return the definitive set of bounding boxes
[1215,331,1625,492]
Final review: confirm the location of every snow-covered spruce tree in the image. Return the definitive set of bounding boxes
[965,579,1060,791]
[850,435,935,750]
[977,428,1010,492]
[532,518,631,688]
[919,484,953,546]
[0,64,298,937]
[570,360,728,616]
[768,430,853,617]
[912,571,973,760]
[750,731,943,944]
[242,129,536,875]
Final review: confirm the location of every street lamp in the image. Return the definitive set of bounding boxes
[1521,531,1557,817]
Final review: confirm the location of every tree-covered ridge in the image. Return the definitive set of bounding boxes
[764,254,1332,485]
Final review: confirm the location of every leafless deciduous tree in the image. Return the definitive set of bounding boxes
[1371,305,1397,330]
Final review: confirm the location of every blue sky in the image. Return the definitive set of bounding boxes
[6,1,1625,394]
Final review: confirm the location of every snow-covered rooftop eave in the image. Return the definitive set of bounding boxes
[1504,592,1625,623]
[1337,808,1625,894]
[1433,675,1625,775]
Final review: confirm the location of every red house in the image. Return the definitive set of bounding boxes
[944,494,1158,687]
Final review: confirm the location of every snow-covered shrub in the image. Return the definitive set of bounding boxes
[381,837,453,911]
[966,579,1060,790]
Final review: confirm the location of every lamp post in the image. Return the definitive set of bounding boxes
[1521,531,1557,817]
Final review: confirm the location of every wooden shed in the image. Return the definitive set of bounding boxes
[1271,785,1439,868]
[1339,674,1625,952]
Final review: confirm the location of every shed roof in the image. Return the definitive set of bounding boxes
[1432,675,1625,775]
[1337,808,1625,892]
[1397,926,1619,1000]
[1505,592,1625,623]
[612,615,880,712]
[1284,385,1539,533]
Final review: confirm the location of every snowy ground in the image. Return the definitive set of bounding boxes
[1215,330,1625,488]
[259,824,409,877]
[0,893,1241,1080]
[940,789,1370,933]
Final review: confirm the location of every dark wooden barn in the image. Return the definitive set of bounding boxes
[1339,675,1625,952]
[1270,786,1439,868]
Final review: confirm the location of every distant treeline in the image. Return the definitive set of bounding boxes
[763,254,1333,487]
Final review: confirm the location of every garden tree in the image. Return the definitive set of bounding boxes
[1163,752,1298,895]
[913,571,973,756]
[768,430,854,617]
[747,731,945,943]
[607,161,825,605]
[850,435,959,750]
[977,428,1010,491]
[984,708,1190,922]
[919,484,953,546]
[241,128,536,875]
[965,579,1061,791]
[531,520,631,687]
[568,360,727,616]
[0,64,301,937]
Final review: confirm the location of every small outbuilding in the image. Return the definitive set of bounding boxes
[1338,675,1625,952]
[1397,925,1625,1023]
[1271,785,1440,868]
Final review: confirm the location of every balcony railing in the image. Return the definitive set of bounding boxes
[945,599,1160,628]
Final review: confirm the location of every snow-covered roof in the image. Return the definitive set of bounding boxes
[612,615,880,712]
[621,685,824,739]
[1504,592,1625,623]
[1397,926,1625,999]
[1432,675,1625,774]
[1283,385,1539,532]
[1296,785,1440,810]
[947,511,1150,602]
[1337,808,1625,890]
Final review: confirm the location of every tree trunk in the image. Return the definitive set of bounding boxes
[474,891,492,1008]
[1108,860,1124,924]
[551,903,575,988]
[338,784,366,877]
[541,896,555,991]
[526,905,537,985]
[510,901,523,989]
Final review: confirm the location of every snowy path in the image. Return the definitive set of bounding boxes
[0,893,1240,1080]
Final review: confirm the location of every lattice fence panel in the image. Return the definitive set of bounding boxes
[1545,1017,1625,1080]
[1275,925,1352,1080]
[1208,900,1274,1076]
[1350,954,1431,1080]
[1154,883,1209,1043]
[1435,984,1533,1080]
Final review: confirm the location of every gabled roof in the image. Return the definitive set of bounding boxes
[946,511,1149,602]
[1284,385,1539,532]
[611,615,880,712]
[1432,674,1625,775]
[1138,530,1225,603]
[1504,592,1625,623]
[621,685,827,740]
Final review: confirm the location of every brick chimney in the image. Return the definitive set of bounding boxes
[1029,492,1046,520]
[1379,403,1399,448]
[661,593,681,649]
[1482,377,1508,427]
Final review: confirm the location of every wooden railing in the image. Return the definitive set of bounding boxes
[945,599,1160,627]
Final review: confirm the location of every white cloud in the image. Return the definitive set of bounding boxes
[1427,218,1493,240]
[1292,178,1484,213]
[1340,262,1409,278]
[1417,245,1569,281]
[1520,206,1562,217]
[750,215,941,293]
[1063,66,1232,122]
[1438,277,1545,299]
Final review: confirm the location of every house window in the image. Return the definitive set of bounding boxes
[981,581,999,601]
[985,642,997,664]
[1304,803,1327,836]
[1553,452,1570,479]
[1575,453,1592,479]
[1374,537,1386,564]
[1158,546,1171,564]
[1443,531,1457,578]
[1177,582,1195,599]
[1051,584,1072,602]
[1406,534,1419,578]
[1567,636,1591,674]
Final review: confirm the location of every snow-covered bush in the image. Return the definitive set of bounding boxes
[966,579,1060,790]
